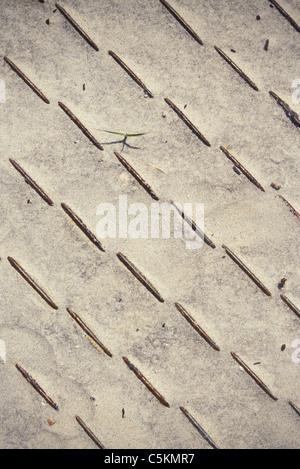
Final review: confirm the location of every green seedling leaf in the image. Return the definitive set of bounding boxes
[96,129,126,136]
[95,129,146,138]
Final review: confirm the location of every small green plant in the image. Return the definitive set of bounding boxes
[95,129,146,150]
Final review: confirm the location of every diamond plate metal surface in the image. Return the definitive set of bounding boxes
[0,0,299,449]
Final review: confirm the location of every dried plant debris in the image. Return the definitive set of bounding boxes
[278,278,287,289]
[271,182,281,190]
